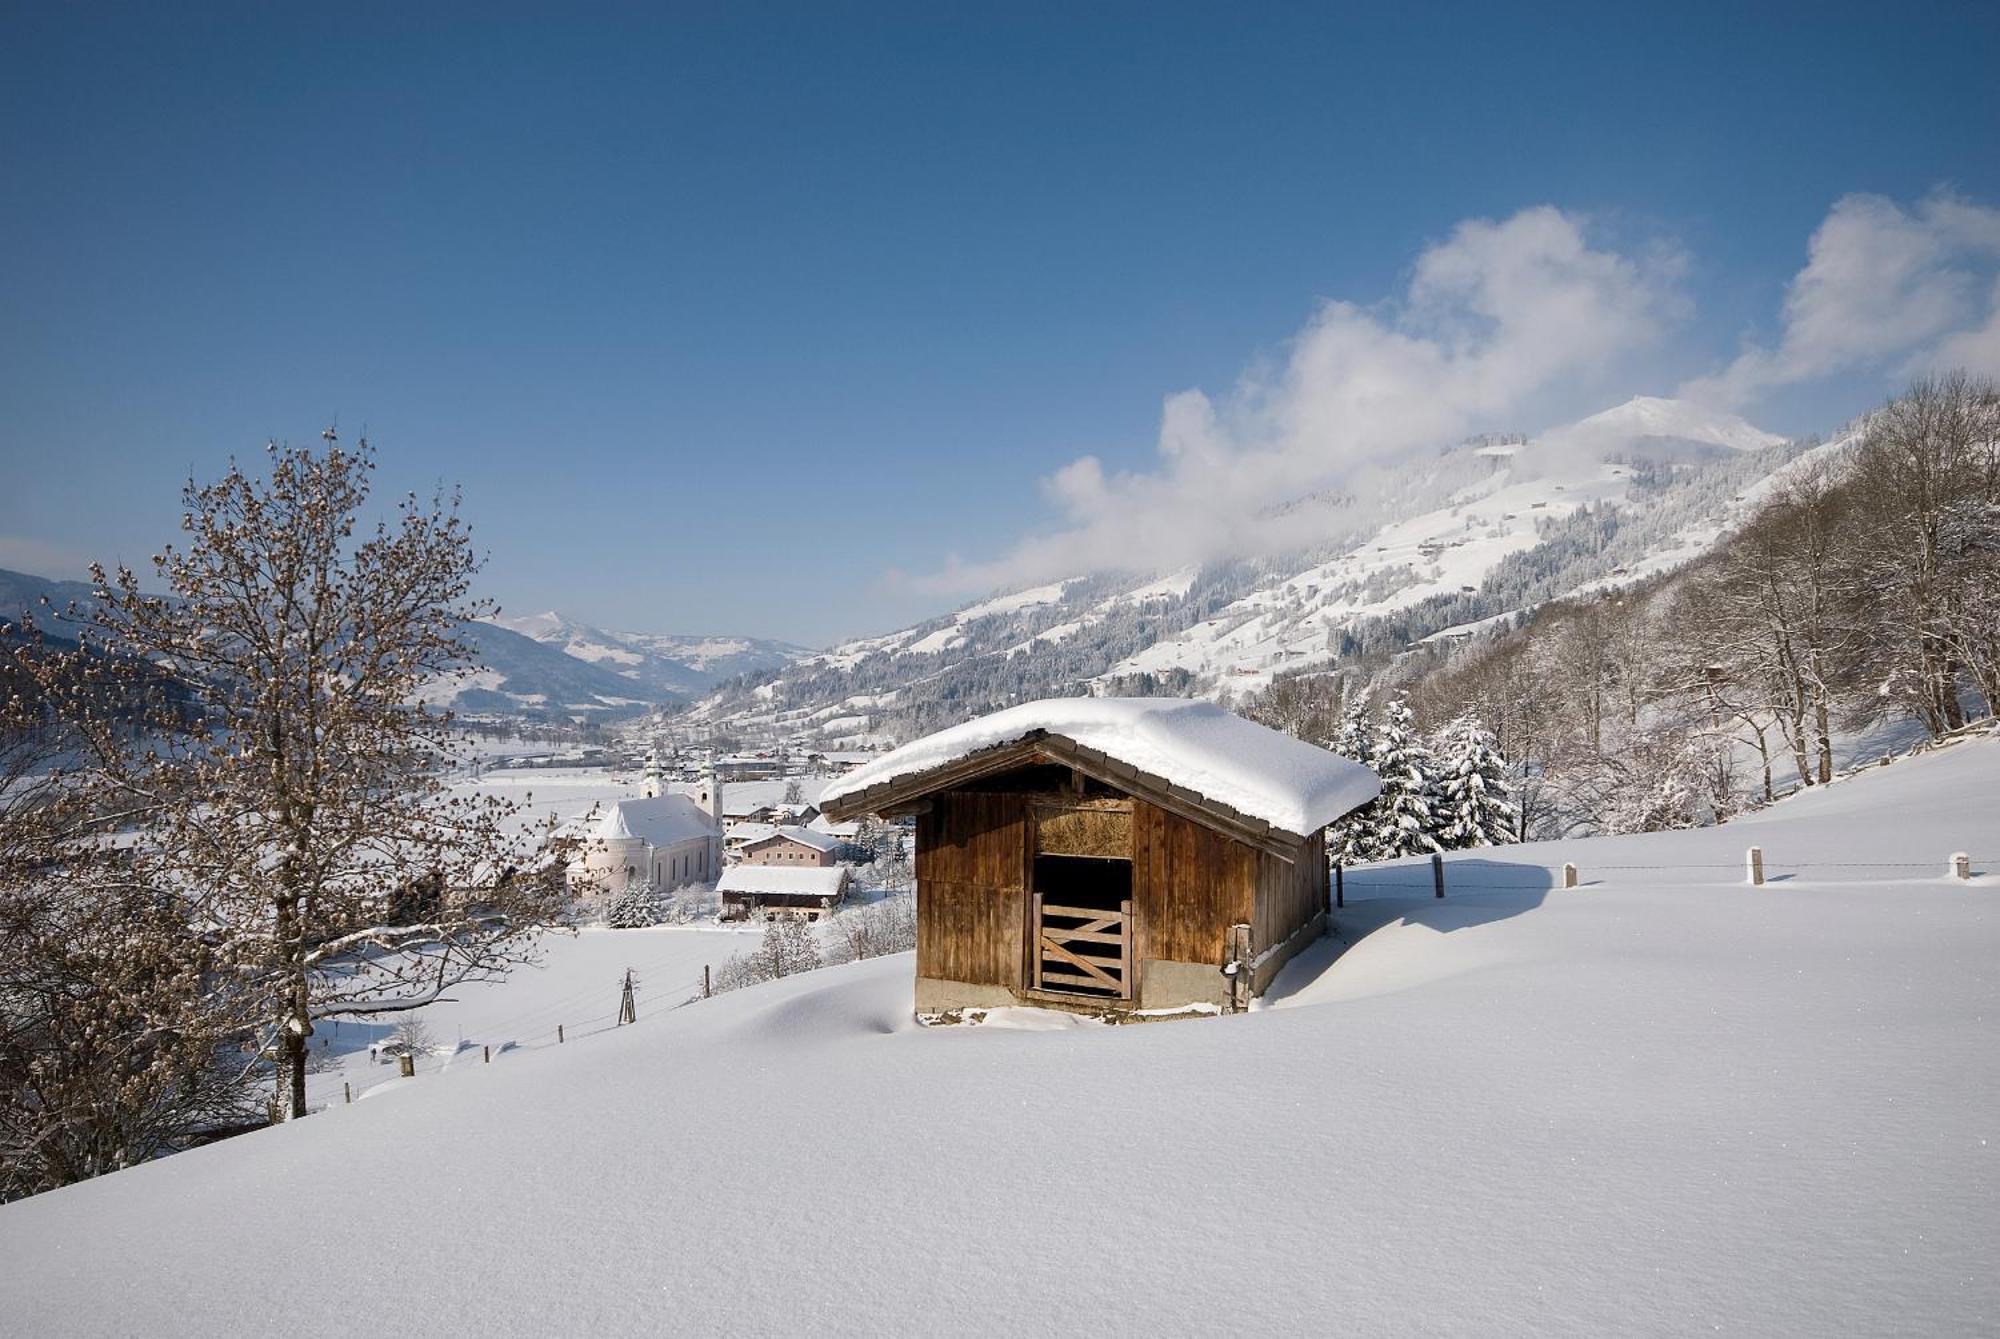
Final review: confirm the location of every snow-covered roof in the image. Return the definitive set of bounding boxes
[591,795,714,849]
[820,697,1380,840]
[808,813,863,839]
[742,825,841,854]
[716,865,849,898]
[724,821,780,845]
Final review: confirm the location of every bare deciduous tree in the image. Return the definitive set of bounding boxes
[22,436,567,1122]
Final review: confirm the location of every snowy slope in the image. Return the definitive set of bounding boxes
[693,397,1801,745]
[3,732,1994,1335]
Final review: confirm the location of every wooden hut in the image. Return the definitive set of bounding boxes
[819,698,1380,1018]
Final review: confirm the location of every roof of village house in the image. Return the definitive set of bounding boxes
[741,824,841,854]
[724,821,780,845]
[716,865,849,898]
[820,696,1381,841]
[591,794,715,849]
[808,813,863,839]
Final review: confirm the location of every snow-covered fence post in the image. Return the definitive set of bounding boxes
[1431,853,1445,899]
[1562,862,1578,889]
[1224,923,1252,1013]
[1950,852,1971,881]
[1746,847,1765,887]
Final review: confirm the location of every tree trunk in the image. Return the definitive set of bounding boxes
[1813,696,1834,785]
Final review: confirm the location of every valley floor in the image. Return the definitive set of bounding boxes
[2,735,1995,1336]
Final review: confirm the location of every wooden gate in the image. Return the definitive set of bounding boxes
[1030,893,1133,999]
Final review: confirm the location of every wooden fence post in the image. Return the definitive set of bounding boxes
[1431,853,1445,899]
[343,1082,351,1105]
[703,964,712,998]
[1746,846,1765,887]
[557,1024,565,1045]
[482,1045,490,1064]
[1334,862,1344,910]
[1226,923,1252,1014]
[1950,852,1971,881]
[1562,862,1578,889]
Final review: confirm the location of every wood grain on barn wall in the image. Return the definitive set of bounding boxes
[916,792,1025,987]
[1130,799,1256,967]
[1254,829,1325,955]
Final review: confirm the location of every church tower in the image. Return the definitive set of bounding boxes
[696,755,724,878]
[640,748,664,799]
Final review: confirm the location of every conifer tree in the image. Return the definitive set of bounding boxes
[1327,691,1378,864]
[1365,693,1443,860]
[1432,714,1518,848]
[602,878,664,929]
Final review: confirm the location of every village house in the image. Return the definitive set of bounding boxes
[574,754,724,895]
[819,697,1379,1019]
[723,820,779,855]
[738,825,841,867]
[717,864,850,922]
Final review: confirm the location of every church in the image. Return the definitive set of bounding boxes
[575,753,724,895]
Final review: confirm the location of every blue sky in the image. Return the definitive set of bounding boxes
[4,4,1998,646]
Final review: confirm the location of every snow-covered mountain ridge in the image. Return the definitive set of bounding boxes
[489,610,809,700]
[691,397,1817,748]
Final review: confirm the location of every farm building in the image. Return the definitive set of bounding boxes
[739,826,841,867]
[717,865,850,922]
[819,697,1380,1018]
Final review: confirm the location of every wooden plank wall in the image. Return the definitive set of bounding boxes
[915,792,1026,987]
[1131,799,1257,967]
[1254,829,1325,955]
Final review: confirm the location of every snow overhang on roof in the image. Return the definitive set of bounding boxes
[716,865,849,897]
[819,697,1381,848]
[743,825,840,853]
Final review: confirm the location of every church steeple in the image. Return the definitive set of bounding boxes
[640,747,664,799]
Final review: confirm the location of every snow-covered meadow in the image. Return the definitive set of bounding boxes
[1,734,1994,1335]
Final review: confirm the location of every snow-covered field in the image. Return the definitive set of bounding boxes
[2,734,1995,1335]
[302,923,769,1109]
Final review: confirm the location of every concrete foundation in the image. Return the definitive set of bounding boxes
[914,976,1016,1015]
[1138,958,1231,1011]
[916,916,1328,1019]
[1250,911,1326,995]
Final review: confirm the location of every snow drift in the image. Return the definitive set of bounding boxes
[1,735,1995,1336]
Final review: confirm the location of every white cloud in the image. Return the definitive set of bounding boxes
[920,206,1680,594]
[1681,191,2000,407]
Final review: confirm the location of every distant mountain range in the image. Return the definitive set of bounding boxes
[684,396,1825,748]
[0,568,809,723]
[487,611,810,700]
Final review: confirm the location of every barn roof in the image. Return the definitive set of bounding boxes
[819,697,1380,842]
[716,865,849,898]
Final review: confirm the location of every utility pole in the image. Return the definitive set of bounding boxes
[618,968,638,1026]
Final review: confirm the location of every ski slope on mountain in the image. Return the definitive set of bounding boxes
[3,730,1993,1334]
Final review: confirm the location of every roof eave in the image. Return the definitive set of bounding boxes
[821,730,1313,863]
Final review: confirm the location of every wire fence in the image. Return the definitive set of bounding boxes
[1334,851,1993,897]
[319,965,720,1109]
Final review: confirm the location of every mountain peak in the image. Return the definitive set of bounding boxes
[1558,396,1784,453]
